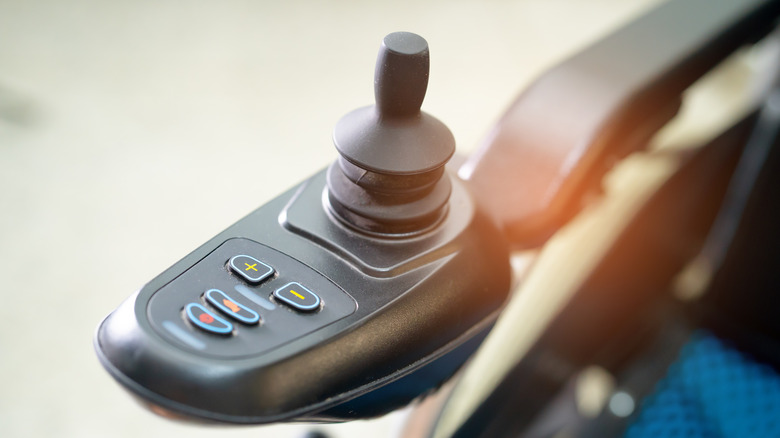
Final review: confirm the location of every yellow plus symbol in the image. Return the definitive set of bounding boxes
[244,263,258,272]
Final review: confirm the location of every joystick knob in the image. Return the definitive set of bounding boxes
[327,32,456,234]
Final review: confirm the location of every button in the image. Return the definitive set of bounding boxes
[185,303,233,335]
[229,254,274,284]
[273,282,321,312]
[205,289,260,325]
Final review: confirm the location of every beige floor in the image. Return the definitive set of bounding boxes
[0,1,664,437]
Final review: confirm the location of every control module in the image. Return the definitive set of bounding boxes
[95,32,512,424]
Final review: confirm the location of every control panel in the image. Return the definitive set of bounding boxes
[148,238,356,358]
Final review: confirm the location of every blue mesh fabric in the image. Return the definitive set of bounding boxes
[625,331,780,438]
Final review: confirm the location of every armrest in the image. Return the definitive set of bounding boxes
[461,0,780,247]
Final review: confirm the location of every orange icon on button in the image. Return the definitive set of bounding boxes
[199,313,214,324]
[223,298,241,313]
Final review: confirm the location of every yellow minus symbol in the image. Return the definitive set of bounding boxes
[289,289,305,300]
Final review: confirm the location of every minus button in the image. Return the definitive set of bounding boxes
[273,282,321,312]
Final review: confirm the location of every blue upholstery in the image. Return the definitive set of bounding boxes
[626,331,780,437]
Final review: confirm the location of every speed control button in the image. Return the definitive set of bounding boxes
[273,282,321,312]
[229,254,273,284]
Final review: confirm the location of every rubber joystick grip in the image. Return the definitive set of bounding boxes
[327,32,456,235]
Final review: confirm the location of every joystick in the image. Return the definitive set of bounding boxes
[94,32,511,424]
[327,32,455,234]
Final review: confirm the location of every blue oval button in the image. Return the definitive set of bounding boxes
[184,303,233,335]
[205,289,260,325]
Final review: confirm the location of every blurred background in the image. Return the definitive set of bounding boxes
[0,1,666,437]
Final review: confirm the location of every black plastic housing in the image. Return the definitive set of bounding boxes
[95,169,511,423]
